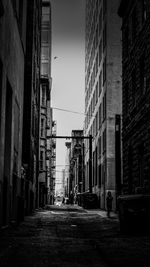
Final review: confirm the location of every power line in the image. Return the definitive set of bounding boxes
[52,106,95,118]
[52,107,85,116]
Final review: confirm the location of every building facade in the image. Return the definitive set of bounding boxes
[22,0,42,215]
[118,0,150,194]
[84,0,122,210]
[0,0,27,226]
[69,130,84,202]
[39,0,53,207]
[50,119,56,204]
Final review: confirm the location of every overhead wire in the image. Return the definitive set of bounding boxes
[52,106,95,118]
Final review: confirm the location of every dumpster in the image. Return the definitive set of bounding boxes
[77,192,98,209]
[117,194,150,233]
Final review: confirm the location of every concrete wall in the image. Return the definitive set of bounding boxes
[106,0,122,209]
[84,0,122,210]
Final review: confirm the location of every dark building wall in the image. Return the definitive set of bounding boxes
[0,0,27,226]
[39,0,53,207]
[22,0,42,214]
[119,0,150,194]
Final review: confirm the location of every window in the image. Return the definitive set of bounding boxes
[41,62,49,76]
[41,85,46,106]
[42,6,50,15]
[41,47,49,60]
[42,6,50,22]
[41,30,49,43]
[40,151,44,170]
[41,118,44,137]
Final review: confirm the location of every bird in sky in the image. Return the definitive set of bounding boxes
[54,56,58,59]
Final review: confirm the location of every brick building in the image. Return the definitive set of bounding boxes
[118,0,150,194]
[0,0,27,226]
[84,0,122,210]
[22,0,42,214]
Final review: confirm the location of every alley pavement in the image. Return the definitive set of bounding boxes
[0,205,150,267]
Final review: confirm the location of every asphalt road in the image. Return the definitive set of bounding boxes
[0,205,150,267]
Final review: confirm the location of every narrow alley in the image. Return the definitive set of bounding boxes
[1,1,150,266]
[0,205,150,267]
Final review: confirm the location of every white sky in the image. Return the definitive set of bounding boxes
[51,0,85,188]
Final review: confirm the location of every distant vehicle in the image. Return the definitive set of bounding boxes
[54,196,63,206]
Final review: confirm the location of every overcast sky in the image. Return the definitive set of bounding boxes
[50,0,85,189]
